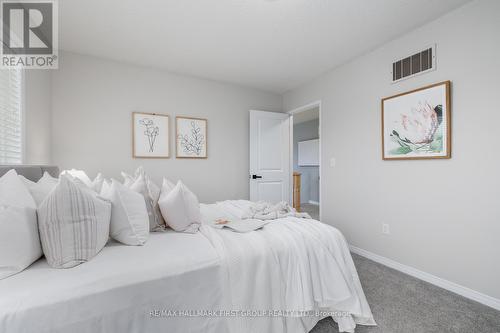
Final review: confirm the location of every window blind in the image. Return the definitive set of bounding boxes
[0,69,23,164]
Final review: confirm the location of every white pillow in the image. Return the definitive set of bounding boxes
[101,179,149,245]
[37,175,111,268]
[61,169,93,187]
[123,167,161,199]
[121,171,135,187]
[158,180,201,233]
[129,172,165,231]
[0,170,36,209]
[0,206,41,279]
[91,173,104,193]
[157,178,175,219]
[0,170,41,279]
[62,169,104,193]
[123,167,165,231]
[101,179,111,197]
[160,178,176,196]
[18,174,35,188]
[29,172,59,207]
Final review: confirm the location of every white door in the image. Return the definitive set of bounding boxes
[249,110,290,204]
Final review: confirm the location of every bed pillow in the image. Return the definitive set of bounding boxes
[62,169,104,193]
[100,179,111,197]
[160,178,176,196]
[123,166,165,231]
[0,170,41,279]
[37,175,111,268]
[18,174,36,188]
[0,169,36,209]
[158,180,201,233]
[28,172,59,207]
[101,179,149,245]
[128,166,162,198]
[129,172,165,232]
[91,173,105,193]
[157,178,175,220]
[121,171,135,187]
[0,206,41,279]
[61,169,93,187]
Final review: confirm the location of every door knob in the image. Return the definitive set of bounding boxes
[251,174,263,179]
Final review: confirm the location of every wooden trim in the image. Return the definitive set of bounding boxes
[293,172,301,212]
[175,116,208,159]
[132,112,170,159]
[381,80,451,160]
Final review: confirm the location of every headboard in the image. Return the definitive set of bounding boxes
[0,165,59,182]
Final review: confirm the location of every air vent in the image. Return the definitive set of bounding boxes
[392,46,435,82]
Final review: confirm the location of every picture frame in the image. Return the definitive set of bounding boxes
[176,116,208,159]
[381,81,451,160]
[132,112,170,159]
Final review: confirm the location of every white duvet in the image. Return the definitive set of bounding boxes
[200,200,376,333]
[0,200,375,333]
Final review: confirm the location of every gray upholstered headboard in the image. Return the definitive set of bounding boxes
[0,165,59,182]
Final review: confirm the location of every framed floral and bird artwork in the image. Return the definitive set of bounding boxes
[382,81,451,160]
[176,116,207,159]
[132,112,170,158]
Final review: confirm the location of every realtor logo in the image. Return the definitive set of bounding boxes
[1,0,58,68]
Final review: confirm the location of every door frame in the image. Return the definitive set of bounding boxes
[287,100,322,220]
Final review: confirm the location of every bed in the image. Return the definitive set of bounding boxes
[0,165,375,333]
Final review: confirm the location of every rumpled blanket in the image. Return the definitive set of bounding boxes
[199,200,376,333]
[241,201,311,220]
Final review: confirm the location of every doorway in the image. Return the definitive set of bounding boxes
[289,102,321,220]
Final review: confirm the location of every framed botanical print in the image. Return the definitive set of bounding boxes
[176,116,207,159]
[132,112,170,158]
[382,81,451,160]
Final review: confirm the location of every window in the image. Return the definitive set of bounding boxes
[0,69,23,164]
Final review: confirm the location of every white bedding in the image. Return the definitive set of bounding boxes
[0,231,227,333]
[200,200,376,333]
[1,200,375,333]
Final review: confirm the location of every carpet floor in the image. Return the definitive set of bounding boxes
[300,203,320,220]
[310,254,500,333]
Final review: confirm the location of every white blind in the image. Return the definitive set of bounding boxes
[0,69,23,164]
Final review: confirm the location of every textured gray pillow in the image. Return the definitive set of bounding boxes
[37,175,111,268]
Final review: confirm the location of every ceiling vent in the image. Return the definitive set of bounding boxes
[391,45,436,83]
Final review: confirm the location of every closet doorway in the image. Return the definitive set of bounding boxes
[288,101,321,220]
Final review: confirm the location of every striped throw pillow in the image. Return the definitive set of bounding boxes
[37,175,111,268]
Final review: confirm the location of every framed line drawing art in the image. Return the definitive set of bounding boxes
[132,112,170,158]
[382,81,451,160]
[176,116,207,159]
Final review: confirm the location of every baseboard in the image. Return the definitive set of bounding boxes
[349,245,500,311]
[308,200,319,206]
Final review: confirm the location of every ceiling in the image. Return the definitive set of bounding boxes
[59,0,470,93]
[293,107,319,125]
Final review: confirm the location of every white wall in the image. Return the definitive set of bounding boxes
[24,70,52,164]
[283,0,500,300]
[51,52,282,202]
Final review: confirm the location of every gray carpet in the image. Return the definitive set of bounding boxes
[310,254,500,333]
[300,203,320,220]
